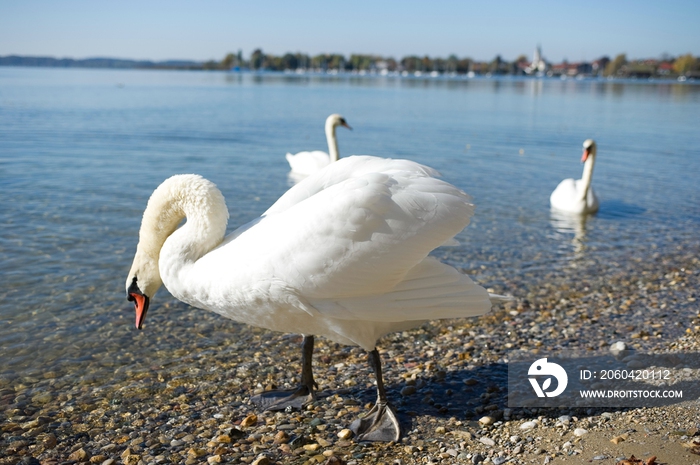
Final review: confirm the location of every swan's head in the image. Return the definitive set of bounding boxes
[581,139,596,163]
[326,114,352,132]
[124,174,228,330]
[126,251,162,330]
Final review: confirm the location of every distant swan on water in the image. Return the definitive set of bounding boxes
[125,155,510,442]
[285,114,351,177]
[550,139,599,214]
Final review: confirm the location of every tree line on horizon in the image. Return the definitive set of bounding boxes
[204,49,700,78]
[2,50,699,78]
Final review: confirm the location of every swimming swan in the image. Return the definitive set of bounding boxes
[550,139,599,214]
[126,155,506,441]
[285,114,351,176]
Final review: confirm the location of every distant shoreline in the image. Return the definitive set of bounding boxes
[0,55,203,70]
[1,59,697,84]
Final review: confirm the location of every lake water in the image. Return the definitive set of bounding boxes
[1,67,699,392]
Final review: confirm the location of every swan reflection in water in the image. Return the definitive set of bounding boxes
[549,208,592,256]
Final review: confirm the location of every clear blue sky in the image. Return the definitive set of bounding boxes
[1,0,698,63]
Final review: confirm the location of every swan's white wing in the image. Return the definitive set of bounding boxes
[313,257,491,321]
[268,155,443,216]
[550,178,598,213]
[550,178,579,211]
[285,150,331,176]
[215,158,473,301]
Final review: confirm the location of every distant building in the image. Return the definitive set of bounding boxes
[549,61,593,77]
[525,45,548,74]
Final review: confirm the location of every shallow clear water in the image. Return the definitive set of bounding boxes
[1,67,699,389]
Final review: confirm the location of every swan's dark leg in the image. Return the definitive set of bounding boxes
[250,335,319,411]
[349,349,401,442]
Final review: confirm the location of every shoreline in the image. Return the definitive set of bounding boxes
[0,64,698,85]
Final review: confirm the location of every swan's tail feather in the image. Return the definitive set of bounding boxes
[314,257,492,322]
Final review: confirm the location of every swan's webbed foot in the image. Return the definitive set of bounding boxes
[250,383,317,411]
[350,400,401,442]
[348,348,402,442]
[250,335,318,412]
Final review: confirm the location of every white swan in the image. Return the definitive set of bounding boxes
[126,155,506,441]
[285,114,351,176]
[550,139,599,214]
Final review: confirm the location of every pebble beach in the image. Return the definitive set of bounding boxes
[2,234,698,465]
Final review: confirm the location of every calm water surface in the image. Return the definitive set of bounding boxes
[1,67,699,388]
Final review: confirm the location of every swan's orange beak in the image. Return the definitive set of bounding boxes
[131,293,149,330]
[581,148,590,163]
[127,278,149,330]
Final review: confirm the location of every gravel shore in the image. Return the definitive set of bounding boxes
[2,245,698,465]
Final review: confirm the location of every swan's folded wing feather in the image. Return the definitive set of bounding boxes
[311,257,492,322]
[268,155,445,216]
[286,150,330,175]
[219,161,474,300]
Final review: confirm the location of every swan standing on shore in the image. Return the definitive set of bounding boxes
[126,156,505,441]
[285,114,351,177]
[550,139,599,214]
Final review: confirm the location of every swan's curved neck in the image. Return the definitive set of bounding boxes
[579,152,596,201]
[141,175,229,286]
[325,120,340,162]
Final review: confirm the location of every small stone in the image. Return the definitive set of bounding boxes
[478,416,495,426]
[592,455,608,461]
[557,415,571,425]
[241,414,258,427]
[479,436,495,446]
[68,448,89,462]
[471,453,485,464]
[573,428,588,437]
[513,445,522,454]
[214,434,231,443]
[31,392,52,404]
[207,456,222,464]
[89,456,106,464]
[611,433,629,444]
[520,420,537,430]
[42,433,57,449]
[401,385,416,396]
[464,378,478,386]
[273,430,290,444]
[493,458,507,465]
[187,448,207,458]
[101,460,115,465]
[337,428,354,439]
[435,426,446,434]
[610,341,627,356]
[303,443,321,451]
[251,456,271,465]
